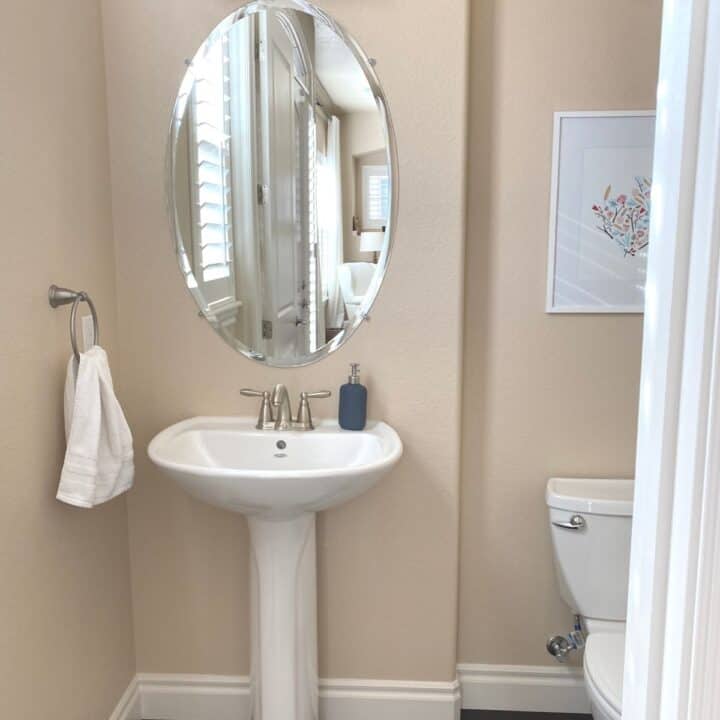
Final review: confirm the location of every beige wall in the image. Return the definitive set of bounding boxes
[0,1,135,717]
[101,0,468,681]
[459,0,661,666]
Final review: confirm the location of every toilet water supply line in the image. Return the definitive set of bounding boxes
[546,615,586,662]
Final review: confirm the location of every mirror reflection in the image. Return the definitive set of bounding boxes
[170,5,394,366]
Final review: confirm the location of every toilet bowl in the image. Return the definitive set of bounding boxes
[584,632,624,720]
[546,477,633,720]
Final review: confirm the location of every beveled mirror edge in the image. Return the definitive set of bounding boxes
[165,0,399,368]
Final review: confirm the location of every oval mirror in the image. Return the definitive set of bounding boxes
[168,0,397,367]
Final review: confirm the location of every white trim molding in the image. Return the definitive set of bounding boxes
[109,676,141,720]
[112,667,600,718]
[624,0,720,718]
[111,674,461,720]
[138,674,251,720]
[321,678,461,720]
[457,663,590,714]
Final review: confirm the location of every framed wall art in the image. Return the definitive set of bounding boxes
[546,111,656,313]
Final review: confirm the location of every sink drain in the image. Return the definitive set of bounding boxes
[276,440,287,450]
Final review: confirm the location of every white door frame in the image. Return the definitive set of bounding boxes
[624,0,720,717]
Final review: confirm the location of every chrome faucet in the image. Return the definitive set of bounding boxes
[240,385,331,431]
[271,384,294,430]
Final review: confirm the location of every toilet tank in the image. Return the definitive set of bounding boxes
[546,478,633,623]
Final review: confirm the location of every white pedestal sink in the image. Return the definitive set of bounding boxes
[148,417,402,720]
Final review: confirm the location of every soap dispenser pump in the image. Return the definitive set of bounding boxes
[339,363,367,431]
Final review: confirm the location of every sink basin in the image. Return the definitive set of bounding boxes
[148,414,402,720]
[148,416,402,518]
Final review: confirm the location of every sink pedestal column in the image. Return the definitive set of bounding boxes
[247,513,318,720]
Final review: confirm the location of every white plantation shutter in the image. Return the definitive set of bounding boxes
[317,116,344,329]
[188,35,236,305]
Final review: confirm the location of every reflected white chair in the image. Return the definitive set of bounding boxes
[338,262,376,321]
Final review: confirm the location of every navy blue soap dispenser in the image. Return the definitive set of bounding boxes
[339,363,367,430]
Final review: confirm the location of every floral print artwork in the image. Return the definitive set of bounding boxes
[592,176,652,257]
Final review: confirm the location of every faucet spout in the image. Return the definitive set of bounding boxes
[271,384,294,430]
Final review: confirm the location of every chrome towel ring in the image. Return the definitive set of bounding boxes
[48,284,100,360]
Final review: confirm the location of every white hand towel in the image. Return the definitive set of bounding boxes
[57,346,134,508]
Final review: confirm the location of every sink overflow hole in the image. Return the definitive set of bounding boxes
[276,440,287,450]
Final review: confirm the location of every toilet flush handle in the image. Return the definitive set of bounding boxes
[552,514,586,530]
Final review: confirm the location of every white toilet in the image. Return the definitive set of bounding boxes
[546,477,634,720]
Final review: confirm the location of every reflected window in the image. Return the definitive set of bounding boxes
[317,155,334,302]
[187,34,236,308]
[362,165,389,230]
[316,115,344,332]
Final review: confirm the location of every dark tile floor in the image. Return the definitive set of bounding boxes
[462,712,591,719]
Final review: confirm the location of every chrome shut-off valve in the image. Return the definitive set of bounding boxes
[546,615,586,663]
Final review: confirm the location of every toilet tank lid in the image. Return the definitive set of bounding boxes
[546,477,633,516]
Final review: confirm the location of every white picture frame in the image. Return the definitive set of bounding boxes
[546,110,656,314]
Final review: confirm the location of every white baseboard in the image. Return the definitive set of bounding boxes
[112,665,589,719]
[111,673,460,720]
[109,676,141,720]
[138,674,252,720]
[457,663,591,714]
[321,678,461,720]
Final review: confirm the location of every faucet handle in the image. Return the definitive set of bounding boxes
[240,388,275,430]
[295,390,331,431]
[240,388,265,397]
